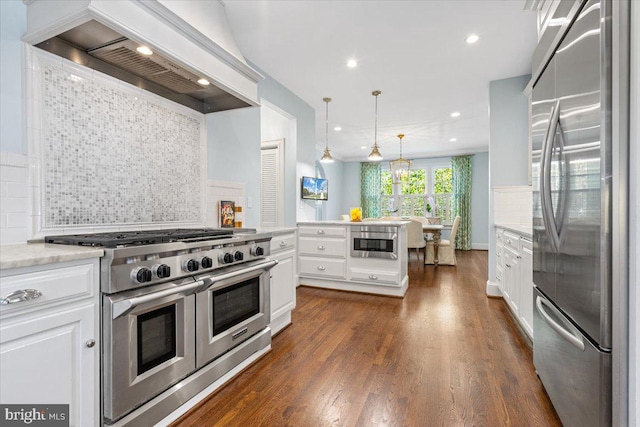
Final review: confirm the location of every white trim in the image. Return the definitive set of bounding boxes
[472,243,489,250]
[486,280,503,297]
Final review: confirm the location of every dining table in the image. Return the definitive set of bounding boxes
[422,224,444,266]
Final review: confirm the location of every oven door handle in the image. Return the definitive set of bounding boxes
[201,259,278,290]
[111,280,204,320]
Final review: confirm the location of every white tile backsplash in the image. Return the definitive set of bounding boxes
[0,153,28,244]
[493,186,532,225]
[26,47,206,235]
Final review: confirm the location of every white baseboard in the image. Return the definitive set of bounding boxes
[486,280,502,297]
[471,243,488,250]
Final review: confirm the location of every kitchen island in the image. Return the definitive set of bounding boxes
[297,221,408,297]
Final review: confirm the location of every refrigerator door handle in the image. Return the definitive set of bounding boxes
[540,100,562,253]
[536,295,585,351]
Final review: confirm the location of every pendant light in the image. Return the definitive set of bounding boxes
[390,134,411,183]
[368,90,383,161]
[320,97,334,163]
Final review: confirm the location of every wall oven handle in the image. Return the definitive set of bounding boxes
[201,259,278,290]
[112,280,204,320]
[535,296,585,351]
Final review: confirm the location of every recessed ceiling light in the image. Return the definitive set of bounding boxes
[197,78,210,86]
[465,34,479,44]
[136,46,153,56]
[450,111,461,118]
[360,145,367,150]
[334,126,342,131]
[450,138,457,142]
[347,59,358,68]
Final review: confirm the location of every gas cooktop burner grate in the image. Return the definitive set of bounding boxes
[45,228,239,248]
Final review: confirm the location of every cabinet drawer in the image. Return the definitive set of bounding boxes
[270,233,297,254]
[519,237,532,251]
[496,229,504,243]
[298,237,346,258]
[298,226,346,238]
[349,268,399,285]
[503,231,520,251]
[299,257,346,279]
[0,263,96,316]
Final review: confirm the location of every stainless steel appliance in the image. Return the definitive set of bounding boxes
[46,228,276,427]
[530,0,628,425]
[351,225,398,259]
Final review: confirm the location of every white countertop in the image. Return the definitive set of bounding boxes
[0,243,104,271]
[255,226,298,236]
[297,220,409,226]
[495,224,533,239]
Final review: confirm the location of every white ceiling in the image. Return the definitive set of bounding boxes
[223,0,538,162]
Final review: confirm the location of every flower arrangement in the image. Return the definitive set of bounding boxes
[425,196,435,217]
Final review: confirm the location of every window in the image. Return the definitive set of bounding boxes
[380,164,454,224]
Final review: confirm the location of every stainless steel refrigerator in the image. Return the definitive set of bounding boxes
[531,0,618,425]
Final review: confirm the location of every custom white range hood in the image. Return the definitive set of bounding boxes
[22,0,263,113]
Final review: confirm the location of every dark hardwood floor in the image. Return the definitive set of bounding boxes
[173,251,561,427]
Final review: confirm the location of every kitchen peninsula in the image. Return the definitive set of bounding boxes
[297,221,408,297]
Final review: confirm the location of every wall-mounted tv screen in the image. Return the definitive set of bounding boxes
[301,176,328,201]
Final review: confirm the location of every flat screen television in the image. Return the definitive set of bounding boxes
[301,176,328,201]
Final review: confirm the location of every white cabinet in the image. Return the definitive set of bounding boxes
[494,227,533,340]
[298,225,347,280]
[0,259,100,427]
[268,230,297,335]
[518,238,534,338]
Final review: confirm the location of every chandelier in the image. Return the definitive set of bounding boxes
[320,97,334,163]
[390,134,411,183]
[367,90,383,161]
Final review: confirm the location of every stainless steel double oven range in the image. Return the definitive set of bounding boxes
[46,228,277,426]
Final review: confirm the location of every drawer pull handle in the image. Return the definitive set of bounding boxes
[506,264,511,268]
[516,255,522,259]
[0,289,42,305]
[317,266,326,271]
[317,245,326,250]
[317,230,325,235]
[279,241,287,247]
[86,339,96,348]
[369,275,379,280]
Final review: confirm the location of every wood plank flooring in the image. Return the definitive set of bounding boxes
[173,251,561,427]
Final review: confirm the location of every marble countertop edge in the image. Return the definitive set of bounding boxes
[0,243,104,271]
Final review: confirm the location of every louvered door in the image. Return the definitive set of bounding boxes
[261,140,284,227]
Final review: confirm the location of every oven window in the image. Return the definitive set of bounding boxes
[354,237,394,252]
[212,277,260,336]
[137,305,177,375]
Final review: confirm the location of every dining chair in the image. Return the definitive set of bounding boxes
[425,215,460,265]
[406,219,427,262]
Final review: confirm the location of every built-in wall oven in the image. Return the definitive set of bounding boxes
[351,225,398,259]
[45,228,275,427]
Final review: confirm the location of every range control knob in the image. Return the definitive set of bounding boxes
[233,251,244,262]
[219,252,234,264]
[133,267,152,283]
[153,264,171,279]
[183,259,199,272]
[251,246,264,257]
[201,256,213,269]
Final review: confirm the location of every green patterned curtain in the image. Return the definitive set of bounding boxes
[360,162,381,218]
[452,155,472,250]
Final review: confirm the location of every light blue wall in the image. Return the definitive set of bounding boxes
[0,0,26,154]
[488,74,531,281]
[314,152,345,221]
[249,61,316,225]
[489,75,530,187]
[342,162,361,215]
[471,152,489,247]
[206,108,261,227]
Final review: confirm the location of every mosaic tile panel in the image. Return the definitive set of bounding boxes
[41,63,203,227]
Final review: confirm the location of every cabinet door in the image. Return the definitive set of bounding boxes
[519,240,534,338]
[270,251,295,321]
[503,248,520,316]
[0,304,97,427]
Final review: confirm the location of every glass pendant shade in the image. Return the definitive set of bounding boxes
[368,90,383,161]
[320,97,334,163]
[390,134,411,183]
